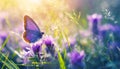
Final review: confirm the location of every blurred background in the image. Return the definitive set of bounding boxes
[0,0,120,33]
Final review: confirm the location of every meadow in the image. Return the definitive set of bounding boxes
[0,0,120,69]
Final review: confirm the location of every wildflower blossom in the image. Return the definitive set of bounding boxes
[99,24,120,46]
[32,43,42,54]
[87,13,102,36]
[0,32,7,42]
[44,36,54,47]
[68,50,85,69]
[22,50,34,64]
[19,42,43,64]
[44,36,55,56]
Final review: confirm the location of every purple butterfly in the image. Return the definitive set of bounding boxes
[23,15,44,43]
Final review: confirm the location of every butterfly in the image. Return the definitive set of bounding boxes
[23,15,44,43]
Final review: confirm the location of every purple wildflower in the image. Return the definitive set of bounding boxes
[19,42,43,64]
[18,49,34,64]
[68,50,85,64]
[68,50,85,69]
[0,32,7,42]
[43,36,55,56]
[22,50,34,64]
[44,36,54,47]
[32,43,42,54]
[87,13,102,36]
[99,24,120,46]
[99,24,118,31]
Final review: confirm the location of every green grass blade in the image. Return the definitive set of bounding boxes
[0,35,19,69]
[0,36,10,51]
[0,52,19,69]
[58,52,66,69]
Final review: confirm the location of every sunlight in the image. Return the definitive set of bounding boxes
[29,0,41,4]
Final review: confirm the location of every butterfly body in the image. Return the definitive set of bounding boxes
[23,15,44,43]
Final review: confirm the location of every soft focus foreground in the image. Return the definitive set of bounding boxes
[0,0,120,69]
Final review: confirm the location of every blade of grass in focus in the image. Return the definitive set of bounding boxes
[0,35,19,69]
[0,52,19,69]
[1,53,9,69]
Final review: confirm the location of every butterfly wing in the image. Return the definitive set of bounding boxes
[24,15,40,31]
[23,15,44,43]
